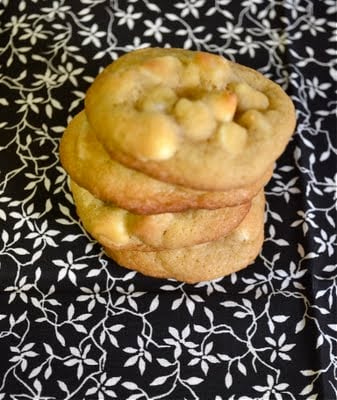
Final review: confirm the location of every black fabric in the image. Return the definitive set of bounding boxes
[0,1,336,399]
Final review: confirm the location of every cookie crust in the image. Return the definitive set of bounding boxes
[85,48,295,191]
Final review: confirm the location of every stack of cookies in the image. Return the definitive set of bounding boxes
[60,48,295,283]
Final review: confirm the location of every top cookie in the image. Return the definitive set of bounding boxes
[85,47,296,191]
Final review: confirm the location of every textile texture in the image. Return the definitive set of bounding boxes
[0,1,336,399]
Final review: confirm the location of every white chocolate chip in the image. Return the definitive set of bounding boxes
[139,56,183,87]
[174,98,216,141]
[181,62,200,88]
[130,213,175,247]
[235,227,251,242]
[195,52,230,89]
[137,114,179,160]
[238,110,271,140]
[102,70,142,104]
[96,209,130,246]
[215,122,247,154]
[227,82,269,112]
[140,87,177,112]
[110,108,179,161]
[204,91,238,122]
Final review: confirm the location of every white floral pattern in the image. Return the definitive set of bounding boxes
[0,0,336,399]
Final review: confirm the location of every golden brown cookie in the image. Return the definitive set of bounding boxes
[104,191,265,283]
[70,180,250,251]
[60,111,273,214]
[85,47,295,191]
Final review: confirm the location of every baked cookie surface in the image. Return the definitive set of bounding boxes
[85,48,295,191]
[60,111,273,214]
[70,180,250,251]
[104,191,265,283]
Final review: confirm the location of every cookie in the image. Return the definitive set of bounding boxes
[85,47,295,191]
[104,191,265,283]
[60,111,273,214]
[70,180,250,251]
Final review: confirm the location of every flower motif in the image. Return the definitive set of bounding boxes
[115,5,142,30]
[58,62,84,86]
[19,24,48,45]
[4,14,29,35]
[188,342,219,375]
[274,261,306,290]
[4,276,33,303]
[9,343,38,371]
[125,36,150,51]
[64,345,98,379]
[115,284,145,310]
[314,229,336,256]
[41,1,71,20]
[15,93,44,114]
[175,25,211,48]
[265,334,296,362]
[33,68,59,88]
[265,31,289,53]
[306,77,332,99]
[291,210,318,235]
[143,18,170,43]
[195,277,227,295]
[241,272,270,298]
[123,336,152,375]
[52,251,87,285]
[271,177,301,203]
[169,292,204,316]
[77,283,107,312]
[78,23,106,48]
[25,220,60,249]
[174,0,206,18]
[85,374,121,399]
[283,0,306,19]
[301,15,326,36]
[237,35,260,58]
[253,375,289,400]
[218,22,243,41]
[10,203,39,231]
[164,325,198,359]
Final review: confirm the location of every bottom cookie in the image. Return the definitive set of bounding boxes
[104,191,265,283]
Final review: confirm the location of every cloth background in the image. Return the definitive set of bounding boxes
[0,1,336,399]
